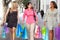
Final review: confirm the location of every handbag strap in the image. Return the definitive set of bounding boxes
[33,9,35,16]
[33,9,36,21]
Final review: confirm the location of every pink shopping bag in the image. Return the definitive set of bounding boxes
[34,25,42,38]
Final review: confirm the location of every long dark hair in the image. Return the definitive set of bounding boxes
[51,1,58,9]
[25,2,33,9]
[40,10,44,18]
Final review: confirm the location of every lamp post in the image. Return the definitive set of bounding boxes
[39,0,40,11]
[37,0,40,13]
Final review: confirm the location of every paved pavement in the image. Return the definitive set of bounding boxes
[0,33,43,40]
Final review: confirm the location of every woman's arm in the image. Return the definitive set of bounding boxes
[34,10,38,24]
[22,10,26,23]
[35,11,38,21]
[43,10,48,25]
[56,10,60,26]
[17,9,20,24]
[3,8,10,23]
[43,10,48,22]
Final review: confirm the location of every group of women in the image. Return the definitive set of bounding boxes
[2,1,60,40]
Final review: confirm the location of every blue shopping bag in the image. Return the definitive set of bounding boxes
[4,23,9,34]
[2,27,6,38]
[16,24,23,38]
[44,28,49,40]
[22,27,28,39]
[2,23,8,38]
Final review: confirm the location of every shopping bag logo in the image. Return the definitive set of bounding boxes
[22,27,28,39]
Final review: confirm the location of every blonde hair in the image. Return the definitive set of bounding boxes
[9,1,18,12]
[11,1,18,9]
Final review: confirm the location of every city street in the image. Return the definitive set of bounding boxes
[0,33,43,40]
[0,0,60,40]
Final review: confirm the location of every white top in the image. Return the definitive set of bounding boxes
[44,8,59,30]
[37,12,44,27]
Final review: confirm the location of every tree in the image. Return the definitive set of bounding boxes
[3,0,11,6]
[22,0,30,6]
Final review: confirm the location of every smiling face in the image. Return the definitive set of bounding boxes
[50,2,54,8]
[27,2,33,9]
[12,1,18,9]
[28,3,32,9]
[13,3,18,8]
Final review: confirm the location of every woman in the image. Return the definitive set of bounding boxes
[44,1,60,40]
[37,10,44,28]
[22,2,38,40]
[3,1,19,40]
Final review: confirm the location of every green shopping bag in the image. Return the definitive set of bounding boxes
[41,26,46,36]
[41,26,49,40]
[22,25,25,30]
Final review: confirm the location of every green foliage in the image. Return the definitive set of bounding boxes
[22,0,30,6]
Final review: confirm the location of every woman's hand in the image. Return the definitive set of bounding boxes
[58,23,60,26]
[36,21,38,25]
[22,19,24,24]
[44,21,46,26]
[1,20,5,26]
[18,19,20,24]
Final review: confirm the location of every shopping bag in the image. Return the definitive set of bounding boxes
[44,28,49,40]
[41,26,46,36]
[4,23,9,34]
[2,27,6,38]
[34,25,42,38]
[2,23,8,38]
[16,24,23,38]
[54,26,60,40]
[22,27,28,39]
[22,25,25,30]
[41,26,49,40]
[0,26,3,35]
